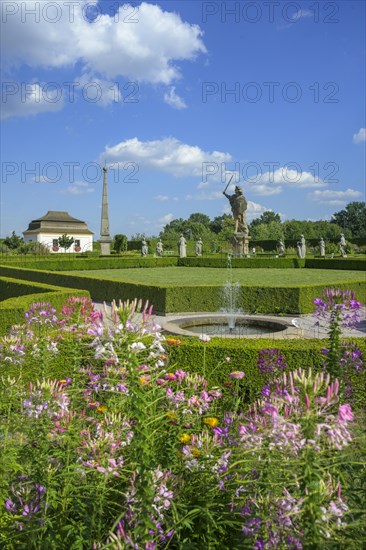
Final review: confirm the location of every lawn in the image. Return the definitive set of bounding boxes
[64,266,366,287]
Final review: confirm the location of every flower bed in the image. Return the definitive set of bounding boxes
[0,294,365,548]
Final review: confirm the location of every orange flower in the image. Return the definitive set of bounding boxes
[165,338,182,346]
[203,417,219,429]
[97,405,108,413]
[139,376,150,385]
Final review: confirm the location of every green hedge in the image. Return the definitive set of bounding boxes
[167,337,366,405]
[1,266,365,315]
[163,282,366,314]
[0,266,168,313]
[0,257,177,271]
[304,258,366,271]
[0,276,90,335]
[178,257,306,268]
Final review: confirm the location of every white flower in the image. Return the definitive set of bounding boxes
[129,342,146,351]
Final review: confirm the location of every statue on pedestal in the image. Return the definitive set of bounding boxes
[223,181,250,256]
[195,239,203,256]
[319,238,325,257]
[156,239,163,257]
[277,240,285,256]
[178,234,187,258]
[141,240,148,256]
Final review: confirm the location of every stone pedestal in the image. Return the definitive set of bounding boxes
[100,238,111,256]
[231,232,250,257]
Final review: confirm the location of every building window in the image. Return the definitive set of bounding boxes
[74,239,80,247]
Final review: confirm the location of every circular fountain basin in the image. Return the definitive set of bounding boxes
[163,314,292,339]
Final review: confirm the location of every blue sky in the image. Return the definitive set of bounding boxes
[1,0,365,238]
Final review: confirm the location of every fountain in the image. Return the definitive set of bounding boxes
[161,255,290,338]
[220,254,243,332]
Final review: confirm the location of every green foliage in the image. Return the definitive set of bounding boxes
[58,234,74,251]
[3,231,23,250]
[0,276,90,334]
[331,201,366,238]
[113,233,128,254]
[305,258,366,271]
[167,336,366,401]
[0,256,177,271]
[178,257,306,268]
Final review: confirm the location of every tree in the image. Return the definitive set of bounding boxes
[331,202,366,238]
[4,231,23,250]
[188,213,211,228]
[113,234,128,253]
[58,234,74,252]
[210,214,234,234]
[250,211,281,230]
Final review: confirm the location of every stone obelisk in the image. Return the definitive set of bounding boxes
[100,164,112,255]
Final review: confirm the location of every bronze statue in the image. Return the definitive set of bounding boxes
[223,183,248,234]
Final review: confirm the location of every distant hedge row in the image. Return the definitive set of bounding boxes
[1,266,365,315]
[0,257,177,271]
[178,257,306,268]
[167,337,366,407]
[0,276,90,335]
[1,256,365,271]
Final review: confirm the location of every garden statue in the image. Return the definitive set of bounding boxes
[277,240,285,256]
[195,239,203,256]
[223,180,250,255]
[156,239,163,257]
[141,240,148,256]
[299,235,306,258]
[319,237,325,257]
[339,233,347,257]
[252,247,256,255]
[178,234,187,258]
[296,241,302,258]
[223,183,248,234]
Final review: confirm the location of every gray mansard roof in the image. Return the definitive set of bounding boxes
[23,211,94,235]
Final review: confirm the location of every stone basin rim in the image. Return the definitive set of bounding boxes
[161,314,297,339]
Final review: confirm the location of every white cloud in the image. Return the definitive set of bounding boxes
[197,181,209,189]
[1,82,64,120]
[164,86,187,109]
[353,128,366,144]
[154,195,169,201]
[309,188,363,205]
[76,73,122,106]
[244,166,326,196]
[159,213,174,224]
[2,2,206,84]
[61,181,95,195]
[103,137,231,177]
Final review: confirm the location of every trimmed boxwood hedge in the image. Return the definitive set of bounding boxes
[305,258,366,271]
[0,266,365,314]
[0,276,90,335]
[0,266,168,313]
[167,337,366,405]
[0,257,177,271]
[178,257,306,268]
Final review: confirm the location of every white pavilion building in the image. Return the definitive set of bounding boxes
[23,211,94,253]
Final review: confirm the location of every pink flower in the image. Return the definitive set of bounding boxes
[199,334,211,343]
[338,403,353,422]
[230,371,245,379]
